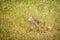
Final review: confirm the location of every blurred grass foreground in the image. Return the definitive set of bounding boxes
[0,0,60,40]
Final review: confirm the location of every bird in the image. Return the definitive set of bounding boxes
[28,15,40,27]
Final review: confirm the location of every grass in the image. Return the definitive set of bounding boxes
[0,0,60,40]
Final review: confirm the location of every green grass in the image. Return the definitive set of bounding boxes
[0,0,60,40]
